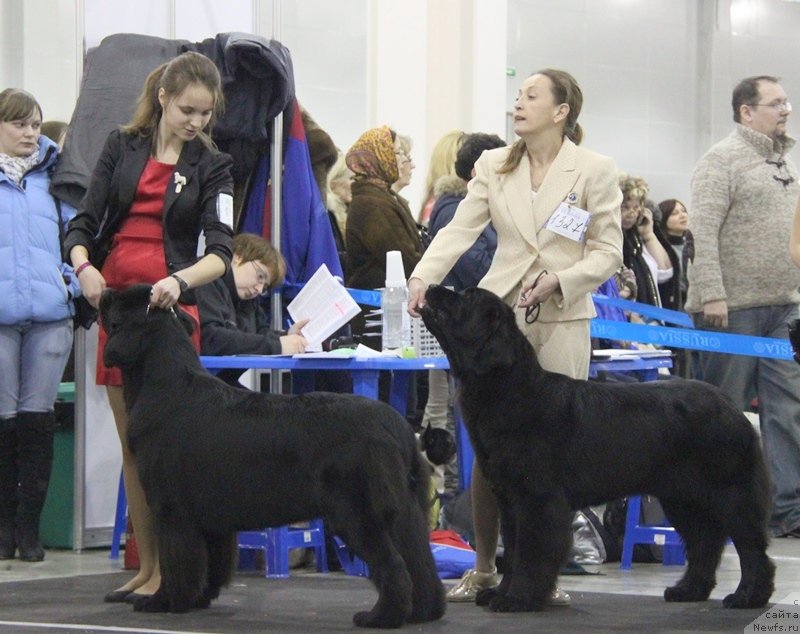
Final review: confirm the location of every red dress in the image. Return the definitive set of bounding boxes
[96,158,201,386]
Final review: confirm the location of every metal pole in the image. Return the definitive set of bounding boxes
[72,0,86,552]
[269,0,284,394]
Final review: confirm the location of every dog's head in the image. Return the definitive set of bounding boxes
[99,284,194,369]
[420,285,524,377]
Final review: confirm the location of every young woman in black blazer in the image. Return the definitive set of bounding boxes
[65,51,234,604]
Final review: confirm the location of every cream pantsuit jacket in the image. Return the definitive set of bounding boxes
[411,139,623,323]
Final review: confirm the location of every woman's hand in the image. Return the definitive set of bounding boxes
[280,334,308,354]
[518,272,560,308]
[76,265,106,309]
[407,277,426,317]
[636,207,654,240]
[150,275,182,309]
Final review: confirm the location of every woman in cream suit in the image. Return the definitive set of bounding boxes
[408,69,623,605]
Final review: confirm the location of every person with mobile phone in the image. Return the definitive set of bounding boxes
[619,174,675,312]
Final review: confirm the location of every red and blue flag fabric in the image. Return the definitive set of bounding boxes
[240,99,343,299]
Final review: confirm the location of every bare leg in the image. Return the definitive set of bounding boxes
[472,461,500,573]
[107,386,161,595]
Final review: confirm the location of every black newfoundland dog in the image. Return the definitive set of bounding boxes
[420,285,774,613]
[99,285,445,628]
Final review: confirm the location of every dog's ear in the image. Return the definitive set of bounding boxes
[471,290,520,372]
[479,325,518,370]
[99,288,117,321]
[175,308,195,337]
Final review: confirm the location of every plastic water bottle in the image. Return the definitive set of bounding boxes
[382,251,410,351]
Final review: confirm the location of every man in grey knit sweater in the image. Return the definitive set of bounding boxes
[687,75,800,538]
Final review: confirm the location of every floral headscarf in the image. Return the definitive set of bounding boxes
[345,125,399,188]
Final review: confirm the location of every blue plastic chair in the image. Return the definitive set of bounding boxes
[238,522,329,578]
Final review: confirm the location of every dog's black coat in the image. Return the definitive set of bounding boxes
[99,285,445,628]
[420,285,774,613]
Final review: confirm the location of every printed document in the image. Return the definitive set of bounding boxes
[287,264,361,349]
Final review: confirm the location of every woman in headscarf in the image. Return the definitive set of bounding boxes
[345,125,423,348]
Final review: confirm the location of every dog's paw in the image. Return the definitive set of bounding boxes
[488,594,538,612]
[195,595,212,610]
[475,586,501,606]
[664,582,712,603]
[407,599,446,624]
[353,609,405,629]
[722,589,770,609]
[132,593,170,613]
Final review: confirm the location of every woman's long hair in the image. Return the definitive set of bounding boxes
[499,68,584,175]
[123,51,224,149]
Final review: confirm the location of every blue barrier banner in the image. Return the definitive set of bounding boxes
[591,319,794,360]
[591,294,694,327]
[286,282,793,361]
[346,288,382,307]
[287,283,696,319]
[283,283,381,307]
[348,290,699,317]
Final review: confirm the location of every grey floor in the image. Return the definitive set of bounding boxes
[0,539,797,633]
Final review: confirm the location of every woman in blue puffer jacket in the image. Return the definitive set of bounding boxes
[0,88,79,563]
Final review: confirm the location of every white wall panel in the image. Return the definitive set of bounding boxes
[174,0,253,42]
[280,0,368,154]
[84,0,171,49]
[509,0,700,204]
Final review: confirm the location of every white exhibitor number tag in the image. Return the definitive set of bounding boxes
[216,193,234,229]
[545,202,590,243]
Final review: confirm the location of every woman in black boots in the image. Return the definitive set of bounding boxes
[0,89,78,561]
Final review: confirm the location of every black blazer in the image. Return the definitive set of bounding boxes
[63,129,234,304]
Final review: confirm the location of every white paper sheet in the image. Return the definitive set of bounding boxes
[286,264,361,348]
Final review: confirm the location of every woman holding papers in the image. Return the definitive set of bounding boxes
[407,69,623,606]
[196,233,308,375]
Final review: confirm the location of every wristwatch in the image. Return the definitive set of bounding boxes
[170,273,189,294]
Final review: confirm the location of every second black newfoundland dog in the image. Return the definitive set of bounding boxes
[99,285,445,628]
[420,285,774,613]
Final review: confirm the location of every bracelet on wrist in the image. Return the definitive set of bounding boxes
[74,261,92,277]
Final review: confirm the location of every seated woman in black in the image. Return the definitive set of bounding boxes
[196,232,308,384]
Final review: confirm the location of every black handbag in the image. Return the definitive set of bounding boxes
[417,223,432,251]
